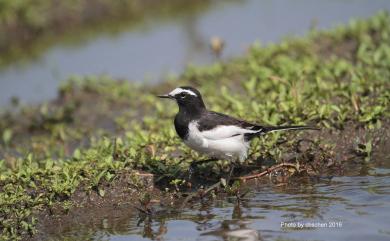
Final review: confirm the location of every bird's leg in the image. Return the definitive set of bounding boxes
[226,162,237,185]
[188,165,195,180]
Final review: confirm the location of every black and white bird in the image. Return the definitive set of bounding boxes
[158,86,317,163]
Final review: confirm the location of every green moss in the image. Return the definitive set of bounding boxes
[0,11,390,240]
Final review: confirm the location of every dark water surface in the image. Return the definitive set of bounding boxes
[1,0,390,106]
[53,167,390,241]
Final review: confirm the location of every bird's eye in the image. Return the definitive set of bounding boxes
[180,93,186,98]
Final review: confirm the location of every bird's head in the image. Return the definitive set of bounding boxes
[158,86,206,111]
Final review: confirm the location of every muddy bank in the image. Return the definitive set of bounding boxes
[0,12,389,240]
[31,169,157,240]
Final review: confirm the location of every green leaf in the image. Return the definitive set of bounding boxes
[45,159,53,170]
[73,149,81,159]
[220,178,227,187]
[331,105,341,113]
[98,188,105,197]
[2,129,13,145]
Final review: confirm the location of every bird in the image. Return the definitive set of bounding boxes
[158,86,318,163]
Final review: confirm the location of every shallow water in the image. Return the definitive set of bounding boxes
[52,167,390,241]
[1,0,390,106]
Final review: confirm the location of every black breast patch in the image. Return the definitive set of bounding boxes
[174,114,189,139]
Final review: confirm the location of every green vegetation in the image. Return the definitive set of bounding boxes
[1,12,390,240]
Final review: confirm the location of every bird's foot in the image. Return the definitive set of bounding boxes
[226,164,237,185]
[188,163,196,180]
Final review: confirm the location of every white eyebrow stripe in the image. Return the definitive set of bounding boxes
[169,88,197,97]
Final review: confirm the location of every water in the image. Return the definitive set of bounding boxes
[1,0,390,106]
[51,167,390,241]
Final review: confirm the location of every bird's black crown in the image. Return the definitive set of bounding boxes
[158,86,206,113]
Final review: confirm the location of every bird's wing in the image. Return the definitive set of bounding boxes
[197,111,263,140]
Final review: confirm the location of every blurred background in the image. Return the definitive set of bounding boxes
[1,0,390,107]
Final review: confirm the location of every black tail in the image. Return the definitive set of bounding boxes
[263,125,319,133]
[244,125,319,141]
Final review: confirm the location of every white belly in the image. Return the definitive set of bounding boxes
[184,122,250,162]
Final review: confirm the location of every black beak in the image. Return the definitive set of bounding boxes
[157,94,174,99]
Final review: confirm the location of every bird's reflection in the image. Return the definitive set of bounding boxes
[201,201,261,241]
[137,212,168,240]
